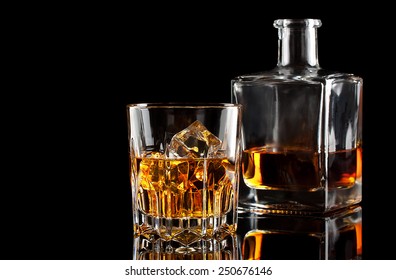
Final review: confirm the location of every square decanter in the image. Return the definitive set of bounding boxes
[232,19,363,214]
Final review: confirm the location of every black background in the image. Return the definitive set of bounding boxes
[3,5,393,260]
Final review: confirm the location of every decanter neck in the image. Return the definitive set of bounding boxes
[274,19,321,69]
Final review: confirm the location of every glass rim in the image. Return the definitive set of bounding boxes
[126,102,242,109]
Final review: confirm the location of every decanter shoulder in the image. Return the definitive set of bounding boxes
[313,69,363,84]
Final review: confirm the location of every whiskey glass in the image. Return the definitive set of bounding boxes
[127,103,242,257]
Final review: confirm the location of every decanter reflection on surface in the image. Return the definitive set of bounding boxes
[232,19,363,214]
[238,205,362,260]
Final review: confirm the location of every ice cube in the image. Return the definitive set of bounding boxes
[168,120,222,158]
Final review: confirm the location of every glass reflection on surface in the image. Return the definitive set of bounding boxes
[132,234,239,260]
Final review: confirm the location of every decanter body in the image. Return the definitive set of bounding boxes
[232,19,363,214]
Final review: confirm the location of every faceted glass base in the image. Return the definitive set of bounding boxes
[134,210,237,244]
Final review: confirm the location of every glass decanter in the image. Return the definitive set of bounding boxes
[231,19,363,214]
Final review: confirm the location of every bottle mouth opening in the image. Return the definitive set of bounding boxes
[274,19,322,28]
